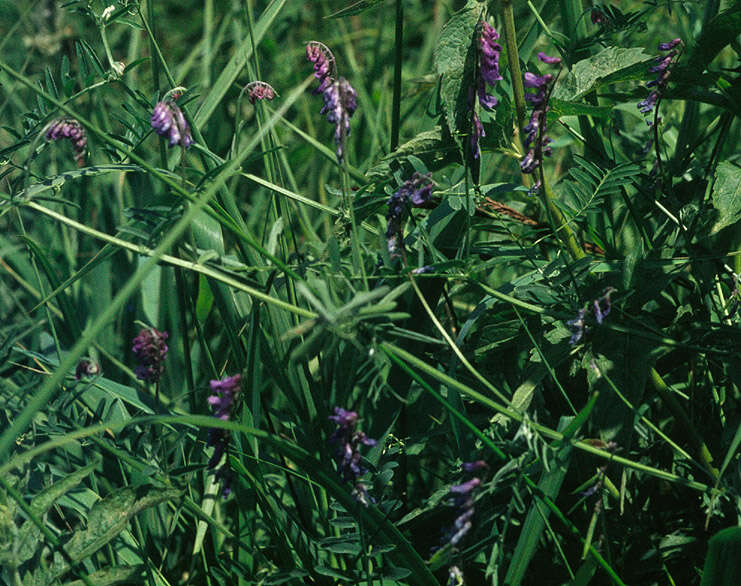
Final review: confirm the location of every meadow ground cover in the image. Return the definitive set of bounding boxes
[1,1,741,584]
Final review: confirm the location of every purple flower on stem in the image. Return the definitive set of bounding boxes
[566,287,615,345]
[637,39,682,118]
[207,374,242,496]
[520,53,560,181]
[321,77,358,163]
[245,81,276,104]
[132,328,168,383]
[151,99,193,149]
[45,118,87,167]
[306,41,335,95]
[305,42,357,163]
[445,476,481,547]
[479,22,503,86]
[329,406,377,506]
[386,172,435,255]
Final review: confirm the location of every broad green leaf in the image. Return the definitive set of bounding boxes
[14,464,96,564]
[700,527,741,586]
[61,566,144,586]
[366,127,460,181]
[48,486,181,580]
[549,98,613,120]
[552,46,652,101]
[710,161,741,235]
[434,1,484,151]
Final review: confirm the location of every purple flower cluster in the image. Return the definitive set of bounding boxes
[446,474,482,547]
[520,52,561,182]
[469,22,503,159]
[638,38,682,120]
[45,118,87,167]
[385,172,435,255]
[306,41,335,94]
[132,327,168,383]
[245,81,276,104]
[478,22,502,110]
[329,407,377,506]
[206,374,242,496]
[566,287,615,345]
[306,41,358,163]
[322,78,358,163]
[151,99,193,149]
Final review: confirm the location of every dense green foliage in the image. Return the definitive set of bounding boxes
[1,1,741,584]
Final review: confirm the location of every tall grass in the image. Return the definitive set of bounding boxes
[1,1,740,584]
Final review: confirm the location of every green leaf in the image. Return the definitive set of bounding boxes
[14,464,97,564]
[194,0,287,128]
[701,527,741,586]
[366,126,460,181]
[16,165,168,201]
[326,0,385,18]
[503,417,574,586]
[51,486,181,580]
[687,4,741,74]
[710,162,741,235]
[549,98,613,120]
[552,46,652,101]
[434,0,484,151]
[61,566,144,586]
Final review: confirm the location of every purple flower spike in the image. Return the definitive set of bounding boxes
[479,22,503,87]
[45,118,87,167]
[245,81,276,104]
[306,41,335,94]
[637,39,682,117]
[520,52,560,178]
[206,374,241,497]
[132,328,168,383]
[151,100,193,149]
[329,406,377,506]
[385,172,435,255]
[321,77,358,162]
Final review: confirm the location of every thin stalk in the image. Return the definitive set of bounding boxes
[501,0,527,126]
[391,0,403,151]
[540,173,585,260]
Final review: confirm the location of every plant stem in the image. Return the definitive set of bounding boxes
[391,0,403,151]
[501,0,527,127]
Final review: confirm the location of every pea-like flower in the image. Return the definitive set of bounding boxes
[306,42,358,163]
[244,80,276,104]
[386,172,435,255]
[566,287,615,345]
[637,38,682,121]
[132,327,168,383]
[520,52,561,181]
[329,406,377,506]
[207,374,242,496]
[151,99,193,149]
[321,77,358,163]
[45,118,87,166]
